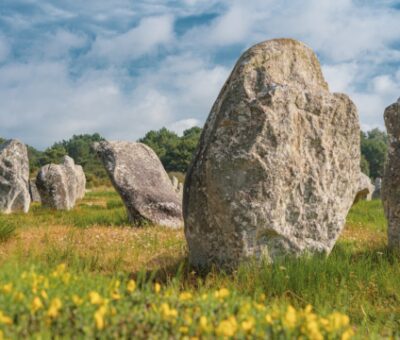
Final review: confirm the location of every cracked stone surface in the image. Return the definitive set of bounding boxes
[0,139,30,214]
[382,97,400,249]
[36,156,85,210]
[94,141,183,228]
[184,38,360,270]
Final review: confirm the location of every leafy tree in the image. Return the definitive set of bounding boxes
[139,127,202,173]
[360,128,387,179]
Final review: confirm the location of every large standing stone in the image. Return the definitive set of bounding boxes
[94,141,182,228]
[184,39,360,270]
[353,173,374,204]
[382,97,400,249]
[36,156,85,210]
[29,179,41,203]
[75,165,86,200]
[0,139,30,213]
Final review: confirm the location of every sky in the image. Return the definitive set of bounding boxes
[0,0,400,149]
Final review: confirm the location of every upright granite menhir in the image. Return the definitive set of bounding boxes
[94,141,183,228]
[382,97,400,249]
[36,156,86,210]
[0,139,31,213]
[184,38,360,270]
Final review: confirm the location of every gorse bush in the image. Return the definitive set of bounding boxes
[0,263,354,339]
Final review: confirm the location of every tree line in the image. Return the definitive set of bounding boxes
[0,127,387,186]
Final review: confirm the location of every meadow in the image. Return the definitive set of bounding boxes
[0,189,398,339]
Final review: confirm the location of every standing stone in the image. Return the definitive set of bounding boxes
[372,178,382,199]
[29,179,41,203]
[353,173,374,204]
[171,176,179,191]
[94,141,183,228]
[184,39,360,270]
[382,97,400,248]
[36,156,84,210]
[75,164,86,199]
[0,139,30,213]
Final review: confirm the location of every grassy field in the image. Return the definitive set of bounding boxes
[0,190,398,339]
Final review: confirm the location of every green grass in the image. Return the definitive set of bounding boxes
[0,221,16,242]
[0,193,399,338]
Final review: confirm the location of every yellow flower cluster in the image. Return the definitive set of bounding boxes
[0,265,356,339]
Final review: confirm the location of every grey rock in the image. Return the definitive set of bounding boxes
[171,176,179,191]
[372,178,382,199]
[353,173,374,204]
[184,38,360,270]
[29,179,41,203]
[0,139,30,213]
[36,156,84,210]
[75,164,86,200]
[94,141,183,228]
[382,98,400,248]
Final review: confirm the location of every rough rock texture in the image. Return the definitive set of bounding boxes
[94,141,183,228]
[29,179,41,203]
[372,178,382,199]
[36,156,84,210]
[0,139,30,213]
[171,176,184,199]
[353,173,374,204]
[75,165,86,199]
[184,38,360,270]
[382,97,400,249]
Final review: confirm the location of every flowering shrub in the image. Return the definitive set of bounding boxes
[0,264,354,339]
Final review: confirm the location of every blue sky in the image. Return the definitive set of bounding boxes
[0,0,400,149]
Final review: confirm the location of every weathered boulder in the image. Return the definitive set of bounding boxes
[36,156,84,210]
[0,139,30,213]
[94,141,183,228]
[184,38,360,270]
[75,165,86,199]
[372,178,382,199]
[382,97,400,249]
[353,173,374,204]
[29,179,41,203]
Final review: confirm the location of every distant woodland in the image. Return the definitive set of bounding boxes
[0,127,385,186]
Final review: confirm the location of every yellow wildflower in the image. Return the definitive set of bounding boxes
[31,297,43,313]
[0,311,12,325]
[179,326,189,334]
[283,305,297,329]
[72,295,83,306]
[259,293,266,302]
[179,291,192,301]
[47,298,62,318]
[13,292,25,302]
[127,280,136,293]
[327,312,350,332]
[111,291,121,300]
[265,314,273,324]
[160,303,178,320]
[41,290,48,300]
[341,328,355,340]
[2,283,12,294]
[214,288,230,299]
[154,283,161,294]
[52,263,66,277]
[89,291,103,305]
[216,316,238,337]
[241,317,255,332]
[199,316,208,332]
[94,306,107,330]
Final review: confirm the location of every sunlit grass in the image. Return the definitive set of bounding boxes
[0,192,399,338]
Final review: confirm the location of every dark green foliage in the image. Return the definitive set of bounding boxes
[360,154,370,176]
[139,127,202,172]
[360,129,388,179]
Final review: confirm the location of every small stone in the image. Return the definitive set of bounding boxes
[29,179,41,203]
[353,173,374,204]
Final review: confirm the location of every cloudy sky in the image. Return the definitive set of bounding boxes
[1,0,400,149]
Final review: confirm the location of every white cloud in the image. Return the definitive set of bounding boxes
[0,36,10,63]
[90,15,175,62]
